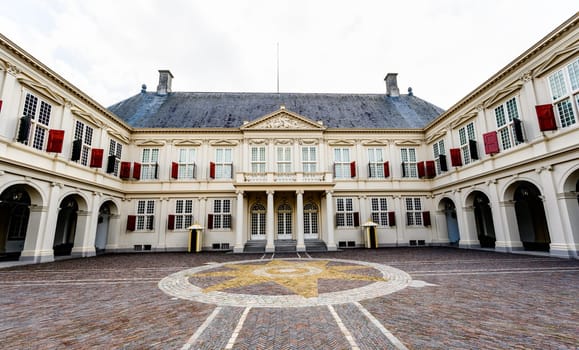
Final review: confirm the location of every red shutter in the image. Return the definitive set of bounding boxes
[209,162,216,179]
[126,215,136,231]
[120,161,131,179]
[422,211,431,226]
[425,160,436,178]
[417,161,425,178]
[383,161,390,178]
[133,162,141,180]
[450,148,462,167]
[535,104,557,131]
[388,211,396,226]
[350,161,356,178]
[46,129,65,153]
[171,162,179,179]
[207,214,214,229]
[483,131,500,155]
[0,100,3,112]
[89,149,104,168]
[353,212,360,227]
[167,214,175,230]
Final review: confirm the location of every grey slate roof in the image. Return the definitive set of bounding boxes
[108,91,444,129]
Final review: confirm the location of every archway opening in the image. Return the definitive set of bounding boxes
[53,195,79,256]
[440,198,459,245]
[0,185,31,260]
[95,201,115,254]
[513,181,550,251]
[472,191,496,248]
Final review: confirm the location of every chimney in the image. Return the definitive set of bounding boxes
[384,73,400,97]
[157,70,173,96]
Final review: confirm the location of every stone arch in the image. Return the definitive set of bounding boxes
[94,200,119,253]
[559,167,579,257]
[465,190,496,248]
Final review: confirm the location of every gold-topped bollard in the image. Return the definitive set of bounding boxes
[187,223,204,253]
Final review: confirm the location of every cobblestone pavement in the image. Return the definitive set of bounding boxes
[1,248,578,349]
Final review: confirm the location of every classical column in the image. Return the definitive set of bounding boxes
[296,190,305,252]
[496,200,523,252]
[325,190,337,251]
[71,208,95,257]
[265,190,275,252]
[234,190,245,253]
[458,205,480,248]
[538,168,572,258]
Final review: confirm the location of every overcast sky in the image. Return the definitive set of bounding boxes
[1,1,577,110]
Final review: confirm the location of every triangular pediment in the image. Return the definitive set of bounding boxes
[18,77,65,105]
[135,139,166,147]
[173,139,203,147]
[209,139,239,146]
[362,139,388,146]
[394,140,422,146]
[241,108,326,131]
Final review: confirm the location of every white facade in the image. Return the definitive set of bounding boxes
[0,14,578,262]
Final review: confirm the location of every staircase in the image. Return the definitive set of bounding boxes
[305,240,328,252]
[274,240,297,253]
[243,240,266,253]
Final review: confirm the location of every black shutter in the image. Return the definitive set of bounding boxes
[401,162,406,177]
[513,118,524,143]
[17,116,32,143]
[71,139,82,161]
[106,155,116,174]
[154,163,159,179]
[439,154,448,172]
[353,212,360,227]
[469,140,479,160]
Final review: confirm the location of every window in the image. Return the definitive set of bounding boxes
[213,199,232,229]
[303,203,319,236]
[401,148,417,178]
[277,146,292,173]
[277,203,292,236]
[405,198,422,226]
[73,121,93,166]
[370,198,388,226]
[302,146,317,173]
[141,148,159,180]
[251,203,266,237]
[458,122,476,165]
[368,148,385,178]
[251,146,266,173]
[18,93,52,150]
[136,200,155,230]
[336,198,354,227]
[548,58,578,128]
[108,139,123,176]
[494,97,523,150]
[334,148,351,178]
[178,148,196,179]
[215,148,233,179]
[432,139,446,174]
[175,199,193,230]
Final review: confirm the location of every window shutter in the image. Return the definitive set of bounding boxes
[71,139,82,161]
[450,148,462,167]
[469,140,479,160]
[333,163,337,177]
[513,118,524,143]
[401,162,407,177]
[46,129,65,153]
[439,154,448,172]
[367,163,373,178]
[383,161,390,178]
[350,161,356,178]
[422,211,431,226]
[535,104,557,131]
[89,148,104,168]
[388,211,396,226]
[207,214,214,229]
[171,162,179,179]
[425,160,436,178]
[132,162,141,180]
[167,215,175,230]
[228,164,233,179]
[209,162,216,179]
[154,163,159,179]
[417,161,426,178]
[483,131,500,155]
[0,100,2,112]
[17,116,31,143]
[353,212,360,227]
[126,215,136,231]
[106,155,116,174]
[120,161,132,179]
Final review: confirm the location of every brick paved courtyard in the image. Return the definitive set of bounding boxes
[1,248,578,349]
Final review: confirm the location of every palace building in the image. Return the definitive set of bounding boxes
[0,13,578,263]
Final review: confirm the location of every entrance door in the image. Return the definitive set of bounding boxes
[442,199,459,245]
[250,203,266,240]
[277,203,292,240]
[304,203,319,239]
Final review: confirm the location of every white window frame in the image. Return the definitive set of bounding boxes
[251,203,266,237]
[175,199,193,230]
[140,148,159,180]
[213,199,232,229]
[334,148,351,178]
[276,146,292,173]
[136,200,155,231]
[108,139,123,176]
[548,58,578,128]
[458,122,476,165]
[178,148,196,179]
[494,97,522,151]
[370,198,389,226]
[74,120,93,166]
[215,148,233,179]
[302,146,317,173]
[368,148,385,178]
[336,198,354,227]
[251,146,266,173]
[401,148,417,178]
[432,139,445,175]
[19,92,52,150]
[405,197,422,226]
